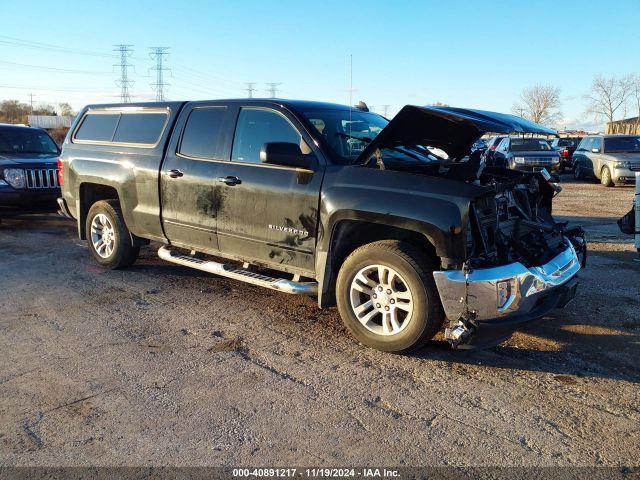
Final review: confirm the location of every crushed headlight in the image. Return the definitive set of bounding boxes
[3,168,26,189]
[514,157,525,164]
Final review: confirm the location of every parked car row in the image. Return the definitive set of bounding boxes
[480,133,640,187]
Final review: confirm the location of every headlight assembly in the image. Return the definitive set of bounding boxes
[3,168,26,189]
[614,161,630,168]
[514,157,525,164]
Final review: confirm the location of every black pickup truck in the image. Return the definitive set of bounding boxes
[57,100,586,351]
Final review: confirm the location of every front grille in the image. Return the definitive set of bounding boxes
[25,168,59,189]
[524,158,555,166]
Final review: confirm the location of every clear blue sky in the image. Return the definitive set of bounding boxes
[1,0,638,130]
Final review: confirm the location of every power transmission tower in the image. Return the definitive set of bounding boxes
[149,47,171,101]
[265,82,281,98]
[244,82,256,98]
[113,44,134,103]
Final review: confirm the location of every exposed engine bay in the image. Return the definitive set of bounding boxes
[469,166,586,269]
[361,141,587,270]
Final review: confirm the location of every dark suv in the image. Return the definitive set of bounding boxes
[482,135,506,166]
[492,137,561,172]
[0,124,61,217]
[550,137,582,172]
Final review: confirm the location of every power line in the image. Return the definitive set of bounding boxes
[265,82,281,98]
[0,35,117,58]
[244,82,256,98]
[114,44,134,103]
[0,60,111,75]
[149,47,170,101]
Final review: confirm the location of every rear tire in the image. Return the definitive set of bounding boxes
[336,240,444,353]
[86,200,139,269]
[573,162,584,180]
[600,166,614,187]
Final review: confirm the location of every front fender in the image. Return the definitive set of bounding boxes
[314,165,482,307]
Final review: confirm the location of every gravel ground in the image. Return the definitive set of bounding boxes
[0,177,638,468]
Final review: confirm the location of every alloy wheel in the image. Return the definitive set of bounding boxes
[349,264,414,336]
[90,213,116,259]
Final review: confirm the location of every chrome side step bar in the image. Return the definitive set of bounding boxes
[158,246,318,295]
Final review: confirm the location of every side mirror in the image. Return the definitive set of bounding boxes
[591,148,600,153]
[260,142,313,170]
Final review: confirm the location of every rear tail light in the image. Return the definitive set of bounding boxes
[490,145,497,151]
[561,149,570,158]
[57,158,64,186]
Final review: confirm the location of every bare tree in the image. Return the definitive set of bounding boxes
[58,102,75,117]
[584,74,632,123]
[512,84,562,125]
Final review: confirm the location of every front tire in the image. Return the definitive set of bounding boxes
[336,240,443,353]
[86,200,139,269]
[600,166,614,187]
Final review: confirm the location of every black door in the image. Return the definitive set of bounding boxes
[214,106,324,276]
[160,104,234,253]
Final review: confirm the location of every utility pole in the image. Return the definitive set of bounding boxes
[244,82,256,98]
[149,47,170,101]
[382,104,390,117]
[29,93,34,114]
[265,82,281,98]
[114,44,134,103]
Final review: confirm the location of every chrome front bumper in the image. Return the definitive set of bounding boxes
[433,240,581,323]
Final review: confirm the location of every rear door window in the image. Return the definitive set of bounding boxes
[113,112,167,144]
[178,107,227,159]
[74,113,120,142]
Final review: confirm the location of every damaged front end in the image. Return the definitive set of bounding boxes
[434,167,587,348]
[354,105,587,349]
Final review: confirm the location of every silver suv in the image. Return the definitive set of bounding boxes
[573,135,640,186]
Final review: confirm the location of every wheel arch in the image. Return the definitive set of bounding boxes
[77,183,149,247]
[78,183,119,239]
[316,217,441,308]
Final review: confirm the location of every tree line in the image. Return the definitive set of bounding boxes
[0,100,76,125]
[512,73,640,128]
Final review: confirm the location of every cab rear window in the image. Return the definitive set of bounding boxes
[74,114,120,142]
[74,110,168,145]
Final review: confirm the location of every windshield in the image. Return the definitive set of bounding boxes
[303,110,388,162]
[510,138,552,152]
[0,127,59,155]
[604,136,640,153]
[558,138,579,147]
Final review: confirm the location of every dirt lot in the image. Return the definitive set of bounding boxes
[0,177,638,468]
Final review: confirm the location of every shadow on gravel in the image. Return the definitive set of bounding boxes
[417,318,640,384]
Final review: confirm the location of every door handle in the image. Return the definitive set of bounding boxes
[168,169,184,178]
[217,175,242,186]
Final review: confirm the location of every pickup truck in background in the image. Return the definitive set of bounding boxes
[57,100,586,351]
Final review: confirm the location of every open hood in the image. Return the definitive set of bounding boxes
[356,105,558,163]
